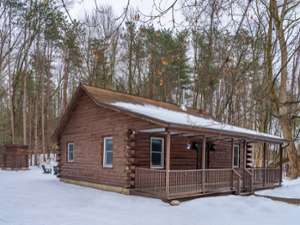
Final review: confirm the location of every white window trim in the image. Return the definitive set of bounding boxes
[67,143,74,162]
[103,137,113,168]
[233,144,240,168]
[150,137,164,169]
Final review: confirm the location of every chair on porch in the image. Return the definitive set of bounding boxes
[41,164,52,174]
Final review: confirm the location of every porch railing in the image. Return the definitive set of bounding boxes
[169,169,203,195]
[134,167,281,198]
[203,169,234,193]
[233,169,241,194]
[243,168,253,193]
[135,168,241,198]
[252,167,281,188]
[135,167,166,196]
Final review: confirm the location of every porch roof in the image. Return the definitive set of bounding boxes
[81,85,285,144]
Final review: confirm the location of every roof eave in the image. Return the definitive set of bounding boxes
[167,123,286,144]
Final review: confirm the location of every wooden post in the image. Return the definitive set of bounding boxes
[243,140,247,169]
[165,131,171,197]
[263,143,266,187]
[202,136,206,193]
[57,143,61,178]
[243,140,247,190]
[231,138,234,189]
[231,138,234,169]
[279,143,283,185]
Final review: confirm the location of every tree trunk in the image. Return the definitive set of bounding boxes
[271,0,300,178]
[23,73,27,145]
[62,50,69,113]
[41,43,46,162]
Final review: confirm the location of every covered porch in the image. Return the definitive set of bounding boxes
[129,127,284,200]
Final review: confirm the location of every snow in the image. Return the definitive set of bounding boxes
[111,102,283,140]
[257,178,300,199]
[0,168,299,225]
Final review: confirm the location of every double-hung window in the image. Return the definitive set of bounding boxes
[150,137,164,168]
[103,137,113,168]
[67,143,74,162]
[233,144,240,168]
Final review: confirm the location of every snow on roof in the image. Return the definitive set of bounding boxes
[110,102,283,141]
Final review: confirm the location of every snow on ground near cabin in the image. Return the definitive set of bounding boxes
[0,169,299,225]
[257,178,300,199]
[110,102,282,140]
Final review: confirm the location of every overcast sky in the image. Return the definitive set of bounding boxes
[69,0,184,28]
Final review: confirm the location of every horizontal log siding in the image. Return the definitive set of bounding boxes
[59,93,158,188]
[135,135,244,170]
[0,145,28,169]
[0,146,4,168]
[170,136,198,169]
[135,134,197,169]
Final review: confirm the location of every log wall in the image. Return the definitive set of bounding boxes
[0,145,29,170]
[0,145,4,168]
[59,92,158,188]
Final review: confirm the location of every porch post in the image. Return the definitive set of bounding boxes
[243,140,247,169]
[231,138,234,169]
[279,143,283,185]
[165,131,171,197]
[231,138,234,189]
[202,136,206,193]
[242,140,247,190]
[263,143,266,187]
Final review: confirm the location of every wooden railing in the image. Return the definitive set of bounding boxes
[168,169,203,195]
[135,168,240,197]
[135,167,166,195]
[252,168,264,185]
[266,168,281,184]
[243,168,253,193]
[134,167,281,198]
[204,169,234,193]
[233,169,241,194]
[252,168,281,188]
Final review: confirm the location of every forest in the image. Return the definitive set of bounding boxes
[0,0,300,177]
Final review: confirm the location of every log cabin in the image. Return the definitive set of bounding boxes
[53,84,285,200]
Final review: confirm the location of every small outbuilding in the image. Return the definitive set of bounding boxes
[0,144,29,170]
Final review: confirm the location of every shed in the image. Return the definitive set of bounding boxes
[0,145,29,170]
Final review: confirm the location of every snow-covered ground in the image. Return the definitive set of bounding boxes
[257,178,300,199]
[0,168,299,225]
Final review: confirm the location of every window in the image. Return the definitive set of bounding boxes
[67,143,74,162]
[103,137,113,168]
[150,137,164,168]
[233,144,240,168]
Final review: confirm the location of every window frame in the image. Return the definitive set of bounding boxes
[150,137,165,169]
[233,144,240,168]
[103,136,113,168]
[67,143,74,162]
